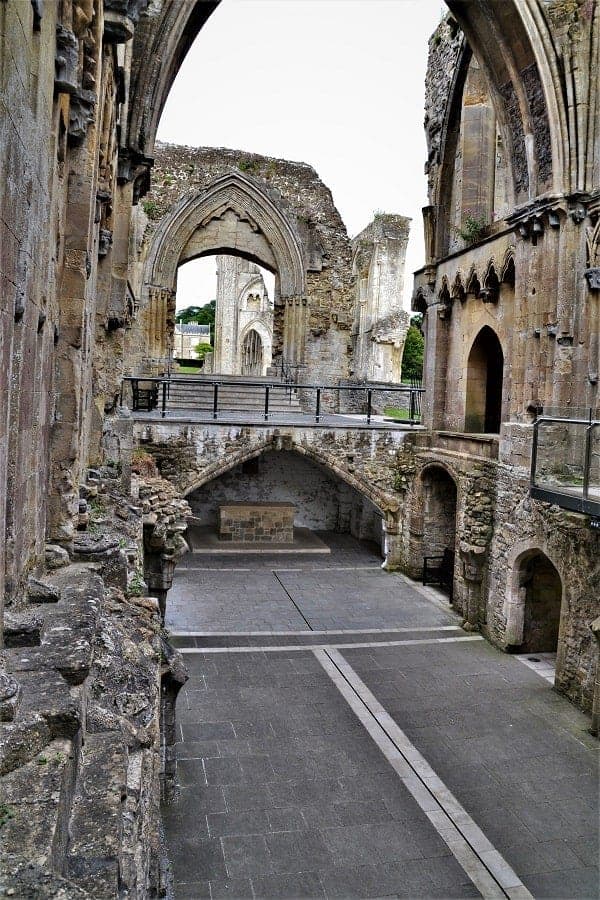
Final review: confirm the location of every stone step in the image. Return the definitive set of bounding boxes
[67,732,128,898]
[166,382,302,413]
[0,737,76,872]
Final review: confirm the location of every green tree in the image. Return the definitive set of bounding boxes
[401,322,425,382]
[194,343,212,361]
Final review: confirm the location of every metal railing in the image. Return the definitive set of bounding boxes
[120,375,424,426]
[272,357,306,387]
[530,413,600,515]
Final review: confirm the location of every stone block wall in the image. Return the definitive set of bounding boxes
[219,502,295,544]
[351,215,411,383]
[1,458,190,896]
[128,143,356,385]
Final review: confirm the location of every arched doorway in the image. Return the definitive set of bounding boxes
[465,326,503,433]
[240,328,264,376]
[516,551,562,654]
[420,465,457,598]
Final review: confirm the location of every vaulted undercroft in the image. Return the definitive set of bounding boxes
[1,0,600,897]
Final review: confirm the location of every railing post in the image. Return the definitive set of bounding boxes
[264,385,270,422]
[119,380,124,408]
[583,423,597,502]
[409,389,415,425]
[367,389,372,425]
[213,383,219,420]
[316,388,321,423]
[161,380,167,419]
[530,419,540,488]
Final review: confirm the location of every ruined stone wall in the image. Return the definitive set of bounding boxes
[412,9,600,716]
[1,0,63,625]
[487,467,600,711]
[128,143,356,383]
[351,215,411,383]
[212,255,273,375]
[1,456,190,896]
[0,0,160,617]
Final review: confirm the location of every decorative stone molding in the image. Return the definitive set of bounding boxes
[585,267,600,291]
[103,0,148,43]
[98,227,113,257]
[68,89,96,141]
[55,25,79,95]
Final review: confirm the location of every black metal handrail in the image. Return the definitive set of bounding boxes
[530,414,600,515]
[120,375,424,426]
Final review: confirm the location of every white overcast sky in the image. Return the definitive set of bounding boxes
[157,0,445,310]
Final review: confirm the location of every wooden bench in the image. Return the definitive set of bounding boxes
[422,548,455,600]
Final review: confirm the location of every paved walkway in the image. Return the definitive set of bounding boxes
[163,535,599,899]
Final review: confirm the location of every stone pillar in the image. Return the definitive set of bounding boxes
[382,514,403,570]
[504,583,526,647]
[424,299,451,430]
[590,617,600,736]
[283,297,295,362]
[458,543,487,629]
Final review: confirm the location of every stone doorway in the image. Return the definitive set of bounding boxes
[420,465,457,596]
[465,326,503,433]
[517,551,562,654]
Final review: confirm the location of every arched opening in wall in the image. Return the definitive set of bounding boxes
[241,328,264,376]
[174,254,275,375]
[420,465,457,599]
[465,326,503,433]
[515,551,563,654]
[184,449,385,558]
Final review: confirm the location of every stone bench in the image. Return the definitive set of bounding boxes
[218,502,296,544]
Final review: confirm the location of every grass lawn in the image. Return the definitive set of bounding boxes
[383,406,420,422]
[176,365,201,374]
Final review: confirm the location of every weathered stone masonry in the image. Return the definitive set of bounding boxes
[2,0,600,894]
[127,143,357,384]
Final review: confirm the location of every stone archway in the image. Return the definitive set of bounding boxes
[419,464,458,599]
[181,444,394,560]
[465,326,504,434]
[140,170,306,370]
[506,548,563,654]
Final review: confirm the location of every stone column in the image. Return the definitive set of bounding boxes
[283,297,295,362]
[418,281,450,431]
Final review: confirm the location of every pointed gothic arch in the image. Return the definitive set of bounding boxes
[148,172,306,299]
[465,325,504,433]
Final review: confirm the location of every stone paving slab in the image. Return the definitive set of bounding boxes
[164,649,482,899]
[166,533,456,633]
[342,639,599,899]
[163,540,598,898]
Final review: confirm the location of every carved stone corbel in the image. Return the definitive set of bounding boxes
[68,89,96,141]
[55,24,79,94]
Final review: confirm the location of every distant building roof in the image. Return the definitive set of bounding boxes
[175,323,210,334]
